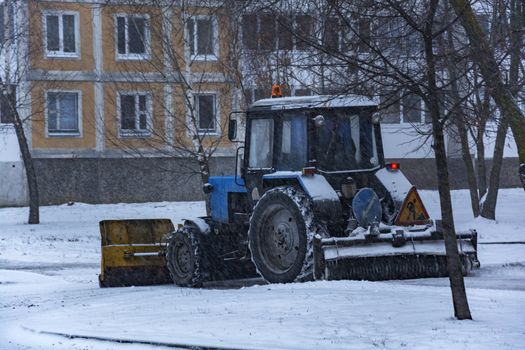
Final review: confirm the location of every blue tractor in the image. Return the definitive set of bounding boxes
[99,95,479,288]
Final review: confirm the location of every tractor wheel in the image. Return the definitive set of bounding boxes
[165,225,202,287]
[248,186,321,283]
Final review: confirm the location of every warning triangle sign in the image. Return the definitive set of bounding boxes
[395,186,430,226]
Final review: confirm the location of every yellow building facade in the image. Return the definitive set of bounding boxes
[27,0,235,158]
[21,0,239,204]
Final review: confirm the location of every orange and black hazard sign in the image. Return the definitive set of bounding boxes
[395,186,430,226]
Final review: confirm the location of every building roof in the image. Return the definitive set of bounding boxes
[248,95,378,111]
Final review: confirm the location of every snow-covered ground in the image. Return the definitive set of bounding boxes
[0,189,524,350]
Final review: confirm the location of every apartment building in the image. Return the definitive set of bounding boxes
[2,0,240,205]
[237,5,521,191]
[0,0,521,206]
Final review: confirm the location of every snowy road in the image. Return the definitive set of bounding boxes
[1,189,524,350]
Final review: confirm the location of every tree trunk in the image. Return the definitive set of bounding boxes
[480,120,508,219]
[13,111,40,224]
[475,97,489,198]
[196,145,212,216]
[457,119,480,217]
[450,0,525,190]
[431,122,472,320]
[445,27,479,217]
[425,0,471,320]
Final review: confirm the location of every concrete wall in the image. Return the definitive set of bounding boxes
[0,161,29,206]
[31,156,521,205]
[387,157,522,189]
[0,127,29,207]
[33,157,236,205]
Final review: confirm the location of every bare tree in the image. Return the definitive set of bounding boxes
[101,0,246,214]
[1,0,40,224]
[236,0,473,319]
[450,0,525,193]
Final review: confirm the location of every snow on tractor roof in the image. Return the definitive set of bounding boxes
[249,94,378,111]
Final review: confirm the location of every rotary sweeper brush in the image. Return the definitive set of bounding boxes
[98,94,479,288]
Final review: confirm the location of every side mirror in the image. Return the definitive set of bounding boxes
[228,119,237,141]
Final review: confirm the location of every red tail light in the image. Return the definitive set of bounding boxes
[386,162,400,171]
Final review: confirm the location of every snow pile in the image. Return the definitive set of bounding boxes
[0,189,524,350]
[419,188,525,243]
[6,279,525,350]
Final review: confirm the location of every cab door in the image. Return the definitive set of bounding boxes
[243,114,276,203]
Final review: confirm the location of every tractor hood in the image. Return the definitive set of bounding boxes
[374,168,413,204]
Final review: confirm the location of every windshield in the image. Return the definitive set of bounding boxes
[315,110,378,171]
[275,114,308,171]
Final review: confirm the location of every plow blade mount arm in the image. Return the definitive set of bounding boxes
[99,219,174,287]
[313,229,478,281]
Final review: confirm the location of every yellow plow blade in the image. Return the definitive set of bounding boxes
[99,219,174,287]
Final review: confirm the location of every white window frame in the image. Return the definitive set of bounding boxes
[187,15,219,61]
[114,13,151,61]
[45,89,82,137]
[117,91,153,137]
[193,92,219,135]
[42,10,80,58]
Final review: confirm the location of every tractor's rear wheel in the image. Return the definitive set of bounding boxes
[249,187,318,283]
[165,226,202,287]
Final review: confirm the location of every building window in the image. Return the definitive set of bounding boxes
[242,13,313,52]
[380,91,401,124]
[46,91,81,136]
[119,92,152,136]
[44,11,79,57]
[187,16,218,60]
[0,86,16,124]
[294,15,313,50]
[0,4,4,44]
[477,14,490,35]
[116,14,150,60]
[242,14,258,50]
[357,17,371,53]
[194,94,217,133]
[277,15,293,50]
[242,13,272,50]
[245,88,269,104]
[380,92,428,124]
[323,17,341,51]
[294,88,312,97]
[0,3,15,45]
[402,94,423,123]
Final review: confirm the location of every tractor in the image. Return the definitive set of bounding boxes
[99,94,479,288]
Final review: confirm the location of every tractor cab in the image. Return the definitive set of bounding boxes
[241,95,383,193]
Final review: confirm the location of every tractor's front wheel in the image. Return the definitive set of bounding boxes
[165,226,202,287]
[249,187,317,283]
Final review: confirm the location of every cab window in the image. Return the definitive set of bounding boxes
[275,114,307,170]
[248,118,274,169]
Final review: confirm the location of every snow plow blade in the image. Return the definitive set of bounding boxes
[313,228,479,281]
[99,219,174,287]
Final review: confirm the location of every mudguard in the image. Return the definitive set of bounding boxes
[262,171,342,222]
[183,218,211,235]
